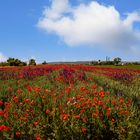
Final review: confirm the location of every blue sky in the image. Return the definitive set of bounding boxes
[0,0,140,63]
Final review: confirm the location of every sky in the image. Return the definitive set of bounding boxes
[0,0,140,63]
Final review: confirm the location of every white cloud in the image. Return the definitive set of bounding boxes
[0,52,7,62]
[43,0,70,20]
[37,0,140,51]
[123,12,140,28]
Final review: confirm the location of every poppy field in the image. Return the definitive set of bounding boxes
[0,65,140,140]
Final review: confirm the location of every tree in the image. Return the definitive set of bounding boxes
[0,62,8,66]
[42,61,47,65]
[15,59,21,66]
[29,59,36,66]
[6,58,27,66]
[7,58,16,66]
[113,57,122,65]
[98,60,101,65]
[21,62,27,66]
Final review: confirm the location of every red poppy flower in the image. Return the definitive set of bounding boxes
[75,115,80,119]
[16,131,21,137]
[0,111,3,116]
[62,114,67,120]
[36,135,41,140]
[4,113,9,118]
[34,121,39,126]
[0,101,3,106]
[46,109,50,115]
[82,128,86,134]
[0,125,6,131]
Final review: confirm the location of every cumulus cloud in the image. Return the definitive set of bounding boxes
[37,0,140,50]
[0,52,7,62]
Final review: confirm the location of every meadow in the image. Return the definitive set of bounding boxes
[0,65,140,140]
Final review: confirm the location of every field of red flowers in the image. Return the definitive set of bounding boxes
[0,65,140,139]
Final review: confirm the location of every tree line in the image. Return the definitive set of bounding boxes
[91,57,122,65]
[0,58,37,66]
[2,57,138,66]
[0,57,123,66]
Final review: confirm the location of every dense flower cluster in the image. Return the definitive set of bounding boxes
[0,65,140,81]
